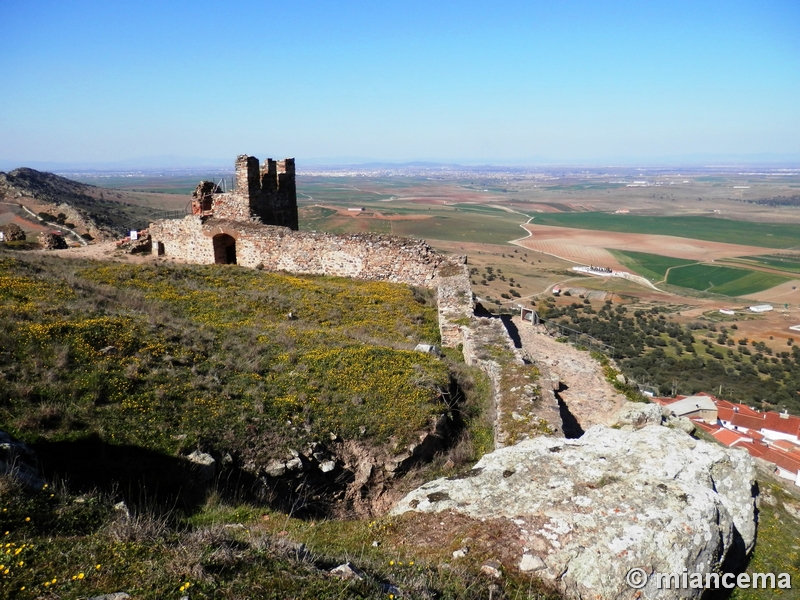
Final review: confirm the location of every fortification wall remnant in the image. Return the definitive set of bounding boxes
[150,153,474,346]
[149,216,457,288]
[191,154,298,230]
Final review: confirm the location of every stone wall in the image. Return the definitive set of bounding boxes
[435,263,473,348]
[149,216,452,288]
[461,317,555,448]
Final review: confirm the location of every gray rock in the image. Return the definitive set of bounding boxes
[319,460,336,473]
[519,553,546,572]
[392,424,756,600]
[186,450,215,482]
[667,415,696,434]
[330,562,364,580]
[0,430,44,489]
[414,343,442,357]
[113,501,130,519]
[613,401,663,429]
[265,459,286,477]
[481,560,502,578]
[87,594,131,600]
[285,457,303,471]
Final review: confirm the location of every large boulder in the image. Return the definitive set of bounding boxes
[391,425,756,600]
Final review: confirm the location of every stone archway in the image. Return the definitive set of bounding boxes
[212,234,237,264]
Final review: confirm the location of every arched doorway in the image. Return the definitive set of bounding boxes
[212,234,236,264]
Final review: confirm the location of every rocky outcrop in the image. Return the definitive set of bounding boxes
[40,232,69,249]
[0,168,114,240]
[0,430,44,489]
[0,222,26,241]
[392,424,757,600]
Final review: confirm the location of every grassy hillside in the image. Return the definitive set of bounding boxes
[0,250,544,599]
[0,168,188,235]
[0,254,454,461]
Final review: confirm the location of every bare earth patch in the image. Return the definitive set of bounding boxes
[514,224,777,266]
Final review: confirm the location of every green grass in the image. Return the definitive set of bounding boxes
[0,254,448,460]
[607,249,696,281]
[731,482,800,600]
[666,263,789,296]
[0,250,550,600]
[530,213,800,249]
[451,203,509,214]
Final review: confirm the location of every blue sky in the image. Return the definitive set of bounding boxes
[1,0,798,166]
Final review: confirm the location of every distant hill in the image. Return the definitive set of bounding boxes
[0,167,188,239]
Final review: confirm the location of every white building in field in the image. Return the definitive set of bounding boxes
[749,304,773,313]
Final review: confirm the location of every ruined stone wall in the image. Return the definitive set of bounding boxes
[149,216,449,288]
[149,216,215,263]
[188,155,299,229]
[435,264,473,348]
[461,318,555,448]
[209,192,252,222]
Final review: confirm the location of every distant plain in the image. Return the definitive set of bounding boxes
[67,166,800,351]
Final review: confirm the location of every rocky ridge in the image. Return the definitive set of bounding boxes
[391,412,757,600]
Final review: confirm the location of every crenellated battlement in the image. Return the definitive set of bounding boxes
[191,154,298,230]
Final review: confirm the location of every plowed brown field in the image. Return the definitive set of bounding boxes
[513,224,777,267]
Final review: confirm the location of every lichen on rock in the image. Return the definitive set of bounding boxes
[392,424,757,599]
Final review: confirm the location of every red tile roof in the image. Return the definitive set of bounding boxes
[693,420,720,434]
[730,412,768,432]
[762,449,800,476]
[737,441,769,458]
[652,396,682,407]
[712,428,748,446]
[771,439,800,452]
[763,412,800,436]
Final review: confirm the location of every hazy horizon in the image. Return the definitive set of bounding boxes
[3,153,800,174]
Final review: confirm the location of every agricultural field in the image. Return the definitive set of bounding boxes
[299,203,526,245]
[606,250,696,282]
[666,264,790,296]
[530,213,800,249]
[732,253,800,275]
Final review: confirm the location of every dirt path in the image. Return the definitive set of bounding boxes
[512,316,628,432]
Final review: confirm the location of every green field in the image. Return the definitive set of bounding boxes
[391,211,525,244]
[531,213,800,249]
[299,203,527,245]
[666,263,790,296]
[452,203,510,214]
[608,249,696,281]
[738,254,800,274]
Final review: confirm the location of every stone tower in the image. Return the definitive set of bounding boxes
[192,154,298,230]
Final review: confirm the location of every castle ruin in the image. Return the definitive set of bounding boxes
[190,155,298,229]
[149,154,471,298]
